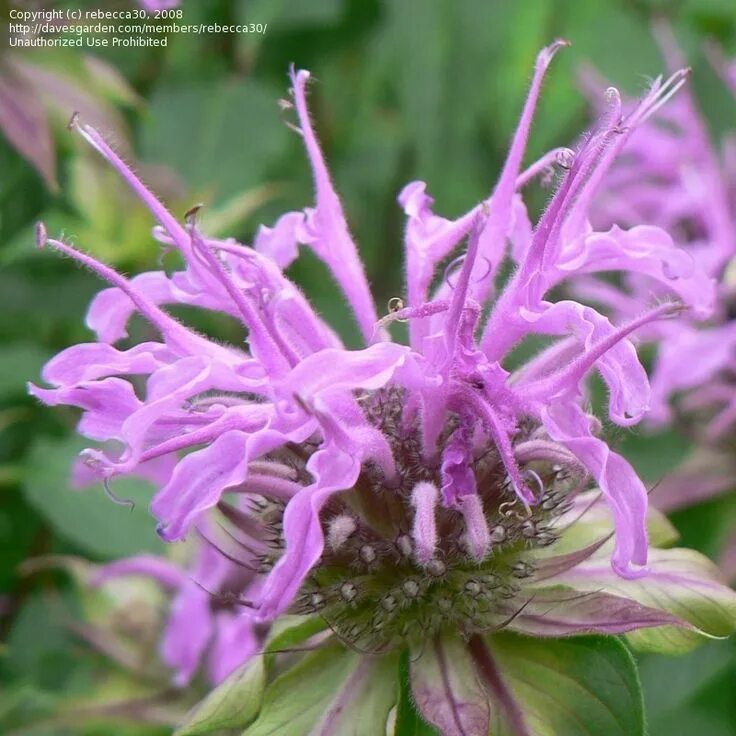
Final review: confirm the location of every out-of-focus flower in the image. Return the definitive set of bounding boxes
[581,26,736,532]
[29,44,736,733]
[91,542,263,687]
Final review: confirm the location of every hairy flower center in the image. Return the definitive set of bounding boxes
[230,388,586,653]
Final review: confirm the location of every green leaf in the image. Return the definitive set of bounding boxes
[141,79,288,203]
[174,654,266,735]
[395,651,441,736]
[263,614,329,667]
[67,151,165,266]
[556,0,664,91]
[200,185,278,238]
[619,427,691,486]
[670,492,736,562]
[638,640,736,721]
[544,547,736,654]
[82,56,142,109]
[4,590,84,690]
[236,0,342,29]
[486,633,645,736]
[310,653,399,736]
[409,634,489,736]
[243,645,359,736]
[22,437,164,559]
[0,343,51,396]
[643,663,736,736]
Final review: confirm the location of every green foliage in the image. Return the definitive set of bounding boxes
[395,651,441,736]
[141,79,289,202]
[243,645,359,736]
[174,655,266,735]
[487,633,645,736]
[22,437,165,559]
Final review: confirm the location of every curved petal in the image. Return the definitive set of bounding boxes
[290,69,379,343]
[541,402,649,577]
[151,420,310,541]
[558,225,715,318]
[38,341,174,387]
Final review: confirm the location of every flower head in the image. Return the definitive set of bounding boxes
[30,43,724,707]
[581,26,736,516]
[31,44,736,734]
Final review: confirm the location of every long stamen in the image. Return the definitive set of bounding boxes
[38,228,215,357]
[196,527,258,572]
[493,40,570,207]
[514,439,580,467]
[443,217,484,366]
[234,474,304,500]
[567,70,690,229]
[524,302,684,403]
[373,299,450,338]
[454,386,536,506]
[471,39,569,307]
[69,116,191,254]
[630,68,691,126]
[247,460,299,481]
[515,147,575,189]
[458,494,490,560]
[187,216,295,375]
[139,409,270,464]
[215,515,269,556]
[481,108,624,359]
[410,481,439,564]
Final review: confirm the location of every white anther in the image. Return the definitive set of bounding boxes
[402,579,420,598]
[327,514,356,551]
[359,544,377,564]
[437,597,453,613]
[339,581,358,602]
[396,534,413,558]
[555,147,575,169]
[464,579,482,597]
[489,525,507,544]
[426,559,447,577]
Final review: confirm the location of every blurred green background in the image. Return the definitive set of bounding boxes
[1,0,736,733]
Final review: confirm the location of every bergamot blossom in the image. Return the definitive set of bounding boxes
[30,42,736,735]
[581,25,736,511]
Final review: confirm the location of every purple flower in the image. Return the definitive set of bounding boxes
[90,541,260,686]
[30,44,735,725]
[582,27,736,512]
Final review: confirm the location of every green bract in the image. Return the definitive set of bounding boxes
[171,491,736,736]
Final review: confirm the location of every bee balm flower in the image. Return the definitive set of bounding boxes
[30,44,733,731]
[581,27,736,506]
[31,42,736,736]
